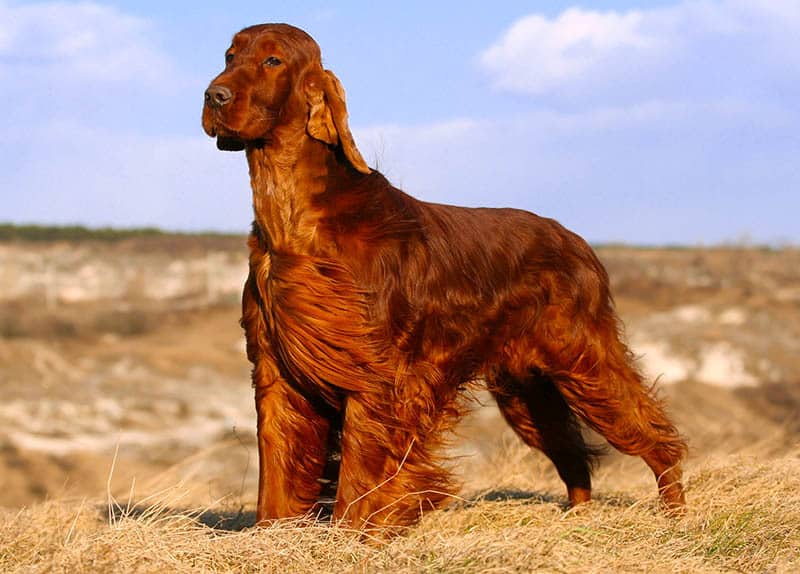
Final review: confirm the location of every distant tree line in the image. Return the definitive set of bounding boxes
[0,224,240,242]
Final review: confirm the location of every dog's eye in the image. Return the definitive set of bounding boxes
[225,53,234,64]
[263,56,282,67]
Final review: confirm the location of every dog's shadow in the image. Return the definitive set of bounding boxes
[463,488,561,507]
[105,503,258,532]
[457,488,639,511]
[194,508,258,531]
[105,489,638,533]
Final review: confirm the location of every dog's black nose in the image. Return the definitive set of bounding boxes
[205,85,233,109]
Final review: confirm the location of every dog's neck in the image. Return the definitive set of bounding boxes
[245,130,361,255]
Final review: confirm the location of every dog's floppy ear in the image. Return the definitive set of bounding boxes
[305,69,371,174]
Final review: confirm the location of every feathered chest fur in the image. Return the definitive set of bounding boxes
[250,244,394,408]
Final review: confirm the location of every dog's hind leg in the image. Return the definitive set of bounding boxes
[545,325,688,510]
[491,370,600,506]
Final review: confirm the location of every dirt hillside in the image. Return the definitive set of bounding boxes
[1,237,799,507]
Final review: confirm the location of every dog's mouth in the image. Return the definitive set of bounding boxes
[215,134,246,151]
[203,102,273,152]
[205,122,246,152]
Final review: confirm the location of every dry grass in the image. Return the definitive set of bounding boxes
[2,452,798,573]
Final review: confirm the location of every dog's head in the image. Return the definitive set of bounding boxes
[202,23,369,173]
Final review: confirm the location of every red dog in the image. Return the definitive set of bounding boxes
[202,23,686,534]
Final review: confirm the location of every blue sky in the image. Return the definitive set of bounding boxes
[1,0,797,244]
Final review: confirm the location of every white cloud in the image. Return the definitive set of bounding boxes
[0,2,245,233]
[0,1,201,220]
[0,0,189,136]
[0,1,170,86]
[480,8,655,95]
[479,0,800,104]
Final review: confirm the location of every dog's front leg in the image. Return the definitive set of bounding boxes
[243,264,332,522]
[332,391,455,536]
[253,363,330,523]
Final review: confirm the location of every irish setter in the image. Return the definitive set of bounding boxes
[202,23,686,534]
